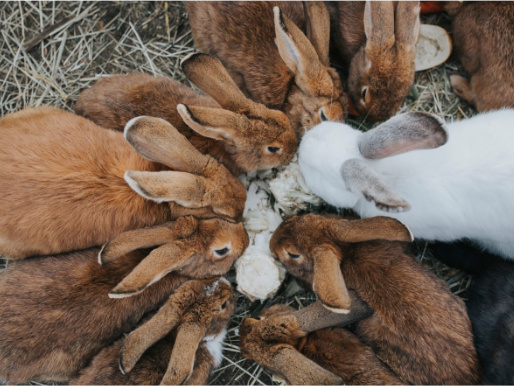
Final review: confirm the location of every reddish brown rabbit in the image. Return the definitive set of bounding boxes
[326,1,420,121]
[268,214,480,385]
[448,2,514,111]
[0,107,245,259]
[73,277,235,385]
[0,217,248,383]
[186,2,347,138]
[75,53,297,175]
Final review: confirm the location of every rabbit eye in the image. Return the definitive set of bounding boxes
[220,300,228,311]
[319,109,328,122]
[213,246,230,258]
[286,251,301,260]
[267,146,282,154]
[361,87,368,104]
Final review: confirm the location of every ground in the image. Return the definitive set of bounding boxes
[0,2,477,385]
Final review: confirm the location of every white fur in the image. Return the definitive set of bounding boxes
[299,109,514,258]
[202,328,227,368]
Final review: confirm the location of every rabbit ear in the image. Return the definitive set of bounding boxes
[274,6,334,96]
[328,217,413,244]
[395,1,420,49]
[99,218,198,265]
[177,103,249,144]
[304,1,331,66]
[358,112,448,159]
[124,116,208,174]
[109,242,195,298]
[364,1,395,51]
[273,347,344,385]
[340,159,411,212]
[181,53,255,113]
[312,245,351,314]
[161,322,207,385]
[124,170,205,206]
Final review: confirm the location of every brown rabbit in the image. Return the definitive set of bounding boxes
[448,2,514,111]
[326,1,420,121]
[75,53,297,175]
[0,216,248,383]
[240,304,401,385]
[0,108,245,259]
[268,214,480,385]
[186,2,348,138]
[73,277,235,385]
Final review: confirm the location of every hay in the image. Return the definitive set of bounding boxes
[0,2,475,385]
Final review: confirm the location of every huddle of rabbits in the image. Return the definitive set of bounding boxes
[2,0,514,384]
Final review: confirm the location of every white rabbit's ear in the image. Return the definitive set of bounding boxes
[358,112,448,159]
[340,159,410,212]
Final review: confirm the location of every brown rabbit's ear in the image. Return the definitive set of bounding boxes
[273,6,333,96]
[340,159,411,213]
[303,1,331,66]
[312,245,351,314]
[364,1,395,51]
[395,1,421,49]
[273,347,344,385]
[181,53,254,113]
[124,170,205,206]
[124,116,208,174]
[177,103,249,144]
[328,216,413,244]
[358,112,448,159]
[109,243,195,298]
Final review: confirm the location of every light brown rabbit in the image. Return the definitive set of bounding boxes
[73,277,235,385]
[186,2,348,138]
[326,1,420,121]
[447,2,514,111]
[75,53,297,175]
[240,304,401,385]
[268,214,480,385]
[0,216,248,383]
[0,107,245,259]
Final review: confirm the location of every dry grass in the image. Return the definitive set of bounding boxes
[0,2,477,385]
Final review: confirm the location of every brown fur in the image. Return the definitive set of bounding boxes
[327,1,419,121]
[0,107,246,259]
[0,218,247,383]
[269,214,480,385]
[449,2,514,111]
[186,1,347,138]
[73,277,235,385]
[76,54,297,175]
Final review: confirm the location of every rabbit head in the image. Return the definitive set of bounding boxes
[99,216,249,298]
[270,214,412,313]
[180,53,298,172]
[299,111,447,212]
[348,1,420,121]
[274,4,348,137]
[123,115,247,222]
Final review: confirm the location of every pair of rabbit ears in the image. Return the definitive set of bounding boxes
[341,112,448,212]
[364,1,420,53]
[119,277,232,385]
[274,3,334,97]
[311,217,412,313]
[180,53,289,143]
[99,218,202,298]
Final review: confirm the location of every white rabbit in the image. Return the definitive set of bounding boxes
[299,109,514,259]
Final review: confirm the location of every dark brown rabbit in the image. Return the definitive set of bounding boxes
[186,1,347,138]
[75,53,297,175]
[326,1,420,121]
[0,217,248,383]
[73,277,235,385]
[267,214,480,385]
[448,2,514,111]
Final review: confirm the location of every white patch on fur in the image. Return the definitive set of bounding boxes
[97,244,107,265]
[204,278,221,296]
[108,290,142,299]
[124,171,166,204]
[322,304,351,314]
[202,329,227,368]
[180,52,196,67]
